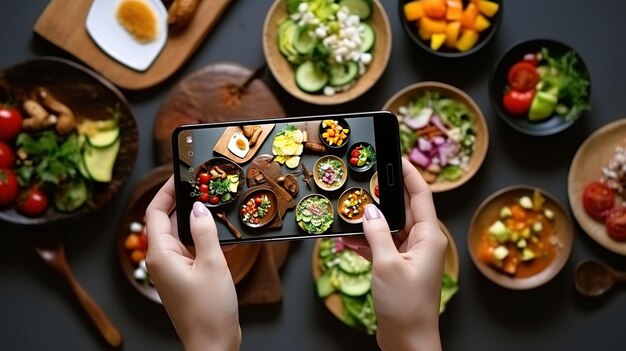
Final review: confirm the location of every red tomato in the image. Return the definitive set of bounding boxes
[0,169,18,205]
[0,106,23,142]
[198,172,210,184]
[503,89,535,115]
[209,195,220,205]
[199,184,209,193]
[605,207,626,241]
[349,157,359,166]
[523,53,540,66]
[17,187,49,216]
[350,148,361,158]
[254,196,263,205]
[0,142,14,168]
[374,185,379,198]
[507,62,539,92]
[583,181,615,219]
[197,192,209,202]
[138,232,148,250]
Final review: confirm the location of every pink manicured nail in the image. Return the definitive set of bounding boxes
[193,202,209,217]
[364,204,381,220]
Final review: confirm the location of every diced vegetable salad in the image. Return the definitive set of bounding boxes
[278,0,376,95]
[398,91,476,183]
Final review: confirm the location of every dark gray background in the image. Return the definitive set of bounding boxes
[1,0,625,350]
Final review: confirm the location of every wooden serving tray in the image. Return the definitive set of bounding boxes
[34,0,232,90]
[213,124,276,164]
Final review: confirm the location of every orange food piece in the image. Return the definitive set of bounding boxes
[125,234,141,250]
[444,21,461,48]
[422,0,447,19]
[455,29,479,52]
[421,16,447,34]
[460,3,479,29]
[478,0,500,17]
[130,249,147,263]
[116,0,158,42]
[510,204,527,221]
[403,1,424,21]
[418,24,432,40]
[474,14,491,32]
[445,0,462,21]
[431,33,446,50]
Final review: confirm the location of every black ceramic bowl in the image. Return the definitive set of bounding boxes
[489,38,591,136]
[399,0,503,58]
[318,118,350,151]
[346,142,376,173]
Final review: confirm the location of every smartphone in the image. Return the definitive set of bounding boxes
[172,111,405,245]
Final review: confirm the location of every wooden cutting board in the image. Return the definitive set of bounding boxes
[34,0,232,90]
[213,124,276,164]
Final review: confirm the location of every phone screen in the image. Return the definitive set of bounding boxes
[172,111,405,245]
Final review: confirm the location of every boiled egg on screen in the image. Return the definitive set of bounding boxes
[228,132,250,158]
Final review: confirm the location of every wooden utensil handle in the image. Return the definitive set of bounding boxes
[223,219,242,239]
[65,274,123,348]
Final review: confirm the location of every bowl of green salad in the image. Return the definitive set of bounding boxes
[263,0,392,105]
[296,194,334,234]
[383,81,489,193]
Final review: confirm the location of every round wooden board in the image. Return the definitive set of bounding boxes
[153,62,286,166]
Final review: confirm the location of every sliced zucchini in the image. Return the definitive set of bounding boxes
[54,179,88,212]
[78,156,92,180]
[294,26,318,55]
[87,128,120,148]
[277,20,299,57]
[338,250,371,274]
[337,270,372,297]
[83,139,120,182]
[295,61,328,93]
[316,269,336,298]
[339,0,372,20]
[329,62,359,87]
[359,22,375,52]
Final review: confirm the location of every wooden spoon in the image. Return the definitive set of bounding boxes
[216,210,242,239]
[32,233,123,348]
[575,259,626,297]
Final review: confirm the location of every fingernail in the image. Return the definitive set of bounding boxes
[364,204,381,220]
[193,202,209,217]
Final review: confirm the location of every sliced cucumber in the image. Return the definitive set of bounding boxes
[54,179,88,212]
[78,156,92,180]
[87,128,119,148]
[337,270,372,297]
[295,61,328,93]
[339,0,372,20]
[316,269,336,298]
[329,62,359,87]
[83,139,120,182]
[294,26,318,54]
[359,22,375,52]
[338,250,371,274]
[277,20,298,57]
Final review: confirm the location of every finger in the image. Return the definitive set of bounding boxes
[401,158,438,225]
[361,204,398,262]
[189,202,224,262]
[146,177,176,249]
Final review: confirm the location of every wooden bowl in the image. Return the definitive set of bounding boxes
[239,187,278,228]
[262,0,392,105]
[311,220,459,331]
[336,187,374,224]
[467,185,573,290]
[382,81,489,193]
[313,155,348,192]
[568,119,626,255]
[193,157,245,208]
[0,57,138,228]
[116,165,261,304]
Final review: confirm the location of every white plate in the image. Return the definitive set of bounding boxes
[86,0,168,72]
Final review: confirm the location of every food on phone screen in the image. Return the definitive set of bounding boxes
[398,91,476,183]
[296,195,333,234]
[476,190,560,277]
[194,158,243,206]
[347,142,375,171]
[227,132,250,159]
[314,155,346,191]
[272,125,305,168]
[167,0,199,28]
[320,119,350,147]
[338,188,373,223]
[582,181,614,219]
[241,192,274,227]
[116,0,159,42]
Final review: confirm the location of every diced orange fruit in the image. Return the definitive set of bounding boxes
[125,234,140,250]
[422,0,447,19]
[444,21,461,48]
[456,29,479,52]
[403,1,424,21]
[130,250,147,263]
[418,24,432,40]
[474,14,491,32]
[445,0,462,21]
[430,33,446,50]
[460,3,479,29]
[478,0,500,17]
[421,16,447,34]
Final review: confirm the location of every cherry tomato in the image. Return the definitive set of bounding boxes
[0,105,23,142]
[138,232,148,250]
[349,157,359,166]
[255,196,263,205]
[199,184,209,193]
[605,207,626,241]
[0,169,18,206]
[351,148,361,158]
[0,142,14,168]
[507,62,539,92]
[17,187,49,216]
[198,172,210,184]
[253,218,260,224]
[209,195,220,205]
[503,89,535,115]
[374,185,379,198]
[523,53,540,66]
[582,181,615,219]
[197,192,209,202]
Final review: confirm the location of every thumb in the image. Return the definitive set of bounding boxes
[361,204,398,262]
[189,202,223,262]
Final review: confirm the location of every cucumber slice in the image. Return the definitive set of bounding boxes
[338,250,371,274]
[295,61,328,93]
[277,20,299,57]
[54,179,88,212]
[83,139,120,182]
[87,128,119,148]
[294,26,317,55]
[337,271,372,296]
[329,62,359,87]
[316,269,336,298]
[78,156,91,180]
[359,22,375,52]
[339,0,372,20]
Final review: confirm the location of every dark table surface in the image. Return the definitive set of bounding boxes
[2,1,626,350]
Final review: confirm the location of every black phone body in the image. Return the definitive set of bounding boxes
[172,111,405,245]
